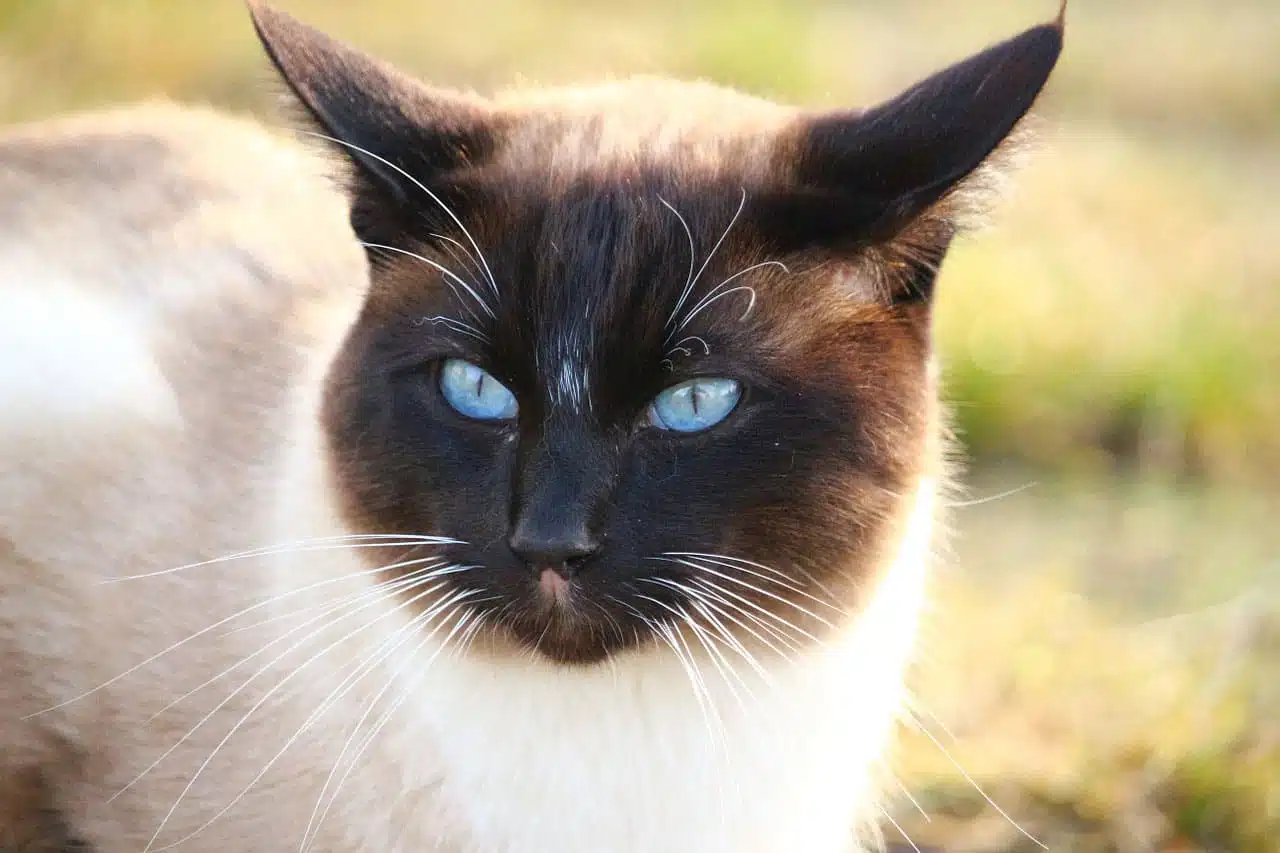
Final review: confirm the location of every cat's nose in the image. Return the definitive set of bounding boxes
[507,518,599,574]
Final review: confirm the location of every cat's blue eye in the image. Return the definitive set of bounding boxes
[439,359,518,421]
[647,377,741,433]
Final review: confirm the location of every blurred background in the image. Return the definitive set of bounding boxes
[1,0,1276,850]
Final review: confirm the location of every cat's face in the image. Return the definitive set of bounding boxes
[250,3,1062,664]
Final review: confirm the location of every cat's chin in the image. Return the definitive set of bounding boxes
[477,603,642,667]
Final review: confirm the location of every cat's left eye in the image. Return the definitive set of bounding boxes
[439,359,518,421]
[647,377,742,433]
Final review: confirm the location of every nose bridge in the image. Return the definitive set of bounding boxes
[508,423,614,564]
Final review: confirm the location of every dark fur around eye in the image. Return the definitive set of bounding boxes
[251,1,1062,664]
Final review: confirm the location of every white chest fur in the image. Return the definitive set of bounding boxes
[285,476,935,853]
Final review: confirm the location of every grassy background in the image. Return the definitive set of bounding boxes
[2,1,1276,851]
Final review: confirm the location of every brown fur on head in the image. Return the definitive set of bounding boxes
[248,2,1063,665]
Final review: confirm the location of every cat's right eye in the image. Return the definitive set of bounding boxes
[439,359,518,421]
[646,377,742,433]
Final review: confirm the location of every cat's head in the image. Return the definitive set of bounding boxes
[249,2,1062,665]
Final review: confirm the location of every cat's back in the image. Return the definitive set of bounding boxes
[0,101,364,533]
[0,103,365,803]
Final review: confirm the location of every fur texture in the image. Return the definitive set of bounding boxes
[0,5,1062,851]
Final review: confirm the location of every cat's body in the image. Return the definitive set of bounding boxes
[0,5,1063,852]
[0,96,926,853]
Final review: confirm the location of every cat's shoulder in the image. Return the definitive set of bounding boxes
[0,100,362,300]
[0,102,365,537]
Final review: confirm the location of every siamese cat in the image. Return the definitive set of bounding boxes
[0,3,1063,851]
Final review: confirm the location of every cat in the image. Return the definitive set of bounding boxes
[0,2,1063,852]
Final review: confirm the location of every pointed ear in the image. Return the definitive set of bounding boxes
[246,2,498,241]
[759,12,1064,298]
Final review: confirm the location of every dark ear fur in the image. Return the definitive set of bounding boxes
[246,2,498,245]
[762,9,1065,300]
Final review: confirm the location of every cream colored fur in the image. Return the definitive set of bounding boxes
[0,103,934,853]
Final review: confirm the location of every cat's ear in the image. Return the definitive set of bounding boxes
[761,10,1064,300]
[246,2,497,241]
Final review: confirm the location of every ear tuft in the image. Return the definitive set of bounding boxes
[759,11,1064,301]
[246,2,498,242]
[797,15,1062,229]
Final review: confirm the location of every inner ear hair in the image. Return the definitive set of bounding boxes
[763,8,1065,302]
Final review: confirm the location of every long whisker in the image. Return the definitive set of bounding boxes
[904,702,1047,850]
[671,260,788,337]
[945,480,1039,508]
[877,804,924,853]
[652,618,724,753]
[111,569,451,806]
[672,550,844,609]
[413,315,490,344]
[652,556,837,630]
[298,130,498,295]
[101,534,461,584]
[143,582,476,853]
[303,604,479,852]
[27,542,461,719]
[220,563,475,639]
[690,576,824,646]
[675,601,753,715]
[144,560,457,723]
[664,187,748,332]
[684,580,805,654]
[429,232,490,295]
[224,590,474,853]
[658,196,698,327]
[888,771,932,825]
[642,576,791,681]
[661,552,847,614]
[360,242,495,320]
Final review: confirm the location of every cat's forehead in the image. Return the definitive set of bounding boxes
[490,78,797,179]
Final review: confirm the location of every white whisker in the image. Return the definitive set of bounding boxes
[876,804,924,853]
[653,618,724,753]
[298,130,498,294]
[100,534,461,584]
[676,579,805,654]
[360,242,495,320]
[219,563,474,639]
[672,261,788,336]
[686,596,777,688]
[653,556,837,630]
[658,195,698,327]
[111,571,449,806]
[888,771,931,824]
[676,601,753,715]
[945,480,1039,508]
[429,232,490,295]
[303,604,479,852]
[414,315,490,343]
[904,703,1047,850]
[28,542,461,720]
[188,588,478,853]
[141,581,472,853]
[691,576,822,646]
[644,576,800,663]
[662,551,847,614]
[663,187,747,332]
[145,560,455,723]
[675,550,844,609]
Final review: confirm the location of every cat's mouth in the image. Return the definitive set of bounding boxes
[477,568,637,665]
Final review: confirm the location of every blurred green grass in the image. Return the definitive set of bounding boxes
[2,2,1276,851]
[892,475,1280,853]
[2,0,1276,482]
